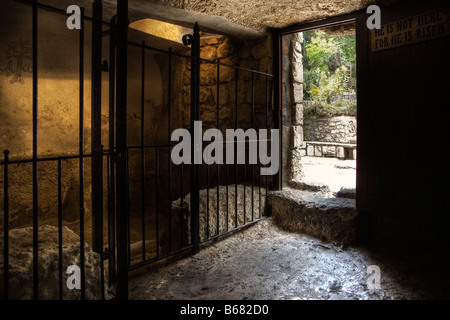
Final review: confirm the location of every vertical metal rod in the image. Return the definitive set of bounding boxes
[91,0,103,256]
[189,23,200,253]
[216,59,220,235]
[107,14,116,286]
[99,146,105,300]
[243,150,246,224]
[57,159,63,300]
[155,148,160,256]
[168,47,173,253]
[115,0,129,300]
[234,68,238,228]
[180,163,184,247]
[226,163,229,231]
[206,165,210,238]
[32,0,39,300]
[251,70,255,222]
[3,150,10,300]
[140,40,146,262]
[180,162,184,248]
[266,74,269,204]
[126,150,130,267]
[107,154,116,284]
[259,162,261,218]
[79,8,86,300]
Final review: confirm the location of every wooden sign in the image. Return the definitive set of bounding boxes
[370,7,450,52]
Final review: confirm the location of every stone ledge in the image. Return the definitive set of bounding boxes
[0,225,103,300]
[288,179,330,193]
[172,184,267,243]
[268,188,358,244]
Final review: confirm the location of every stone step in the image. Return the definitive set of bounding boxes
[268,188,358,244]
[288,179,330,192]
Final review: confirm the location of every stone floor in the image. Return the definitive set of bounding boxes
[129,217,450,300]
[128,156,449,300]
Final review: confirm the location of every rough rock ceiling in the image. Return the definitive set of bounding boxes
[156,0,376,31]
[39,0,401,39]
[125,0,383,38]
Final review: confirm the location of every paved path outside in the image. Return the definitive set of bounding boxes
[299,156,356,193]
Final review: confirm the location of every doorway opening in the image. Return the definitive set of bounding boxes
[282,21,357,198]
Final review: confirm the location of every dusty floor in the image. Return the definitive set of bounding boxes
[129,217,450,300]
[128,156,448,300]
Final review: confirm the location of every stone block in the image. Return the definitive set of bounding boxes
[292,83,303,104]
[172,185,267,242]
[352,148,357,160]
[337,146,345,159]
[217,37,236,58]
[268,189,358,244]
[292,104,303,125]
[291,62,304,83]
[307,145,314,156]
[314,145,322,157]
[0,225,102,300]
[322,145,336,157]
[290,125,303,149]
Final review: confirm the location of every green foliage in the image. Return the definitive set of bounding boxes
[304,99,356,118]
[302,29,356,103]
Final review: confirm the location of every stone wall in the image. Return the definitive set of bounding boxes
[281,33,304,185]
[304,116,357,144]
[0,0,274,253]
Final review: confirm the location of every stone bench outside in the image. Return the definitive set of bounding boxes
[304,141,356,160]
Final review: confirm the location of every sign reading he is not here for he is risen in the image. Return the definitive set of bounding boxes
[370,7,450,52]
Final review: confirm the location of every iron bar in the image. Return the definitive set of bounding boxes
[91,0,104,256]
[266,74,269,206]
[126,150,130,267]
[226,163,229,231]
[251,70,255,221]
[107,154,116,285]
[234,68,238,228]
[141,40,146,262]
[107,14,117,286]
[180,163,184,247]
[115,0,129,300]
[12,0,111,25]
[3,150,9,300]
[79,7,86,300]
[168,47,173,253]
[206,164,210,238]
[199,58,273,76]
[155,148,160,257]
[57,159,63,300]
[216,59,220,235]
[32,0,39,300]
[0,154,93,165]
[98,146,105,300]
[189,22,201,253]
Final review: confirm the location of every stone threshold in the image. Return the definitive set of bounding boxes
[268,187,358,244]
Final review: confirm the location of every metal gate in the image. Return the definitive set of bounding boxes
[1,0,275,300]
